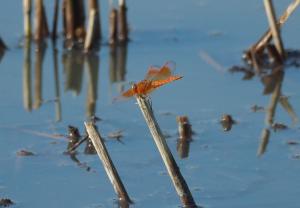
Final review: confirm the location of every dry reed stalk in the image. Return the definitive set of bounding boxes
[88,0,102,41]
[118,0,128,43]
[73,0,86,41]
[176,116,193,141]
[84,122,132,204]
[51,0,59,42]
[251,0,300,52]
[64,0,74,40]
[136,96,197,207]
[84,9,97,52]
[263,0,285,59]
[23,0,32,38]
[109,8,118,45]
[34,0,44,42]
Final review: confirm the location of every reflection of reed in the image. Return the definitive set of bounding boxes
[23,38,32,111]
[258,68,284,156]
[85,53,99,117]
[279,96,298,125]
[176,139,191,159]
[257,128,270,156]
[33,44,46,109]
[109,43,127,93]
[52,47,61,122]
[62,50,84,95]
[264,68,284,126]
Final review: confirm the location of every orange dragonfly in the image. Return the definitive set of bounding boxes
[115,62,183,101]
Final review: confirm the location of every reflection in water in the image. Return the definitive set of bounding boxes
[109,43,128,93]
[263,67,284,126]
[62,50,85,95]
[177,139,191,159]
[21,38,128,121]
[23,38,32,111]
[33,43,47,109]
[84,138,97,154]
[257,128,270,156]
[52,47,62,122]
[230,45,300,156]
[85,53,99,118]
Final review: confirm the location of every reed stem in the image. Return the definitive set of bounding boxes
[263,0,285,59]
[84,122,132,204]
[136,96,197,207]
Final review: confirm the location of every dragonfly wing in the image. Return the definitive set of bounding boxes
[151,75,183,89]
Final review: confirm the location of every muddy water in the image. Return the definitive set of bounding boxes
[1,0,300,207]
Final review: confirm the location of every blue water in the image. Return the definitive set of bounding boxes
[1,0,300,207]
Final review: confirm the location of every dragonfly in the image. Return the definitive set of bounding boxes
[115,62,183,101]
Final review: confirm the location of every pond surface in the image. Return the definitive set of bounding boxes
[1,0,300,207]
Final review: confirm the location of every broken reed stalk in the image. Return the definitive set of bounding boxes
[263,0,285,59]
[252,0,300,52]
[34,0,43,42]
[88,0,102,42]
[84,122,132,204]
[51,0,59,42]
[64,0,75,40]
[109,8,118,45]
[62,0,86,47]
[177,116,193,141]
[118,0,129,43]
[136,96,197,207]
[84,9,97,52]
[23,0,32,38]
[34,0,49,45]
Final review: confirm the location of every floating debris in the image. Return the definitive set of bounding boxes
[271,122,288,131]
[17,149,35,156]
[107,130,124,144]
[251,105,265,112]
[108,130,123,139]
[292,153,300,160]
[220,114,236,131]
[0,198,14,207]
[84,138,97,155]
[67,125,81,151]
[287,140,299,145]
[90,115,102,123]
